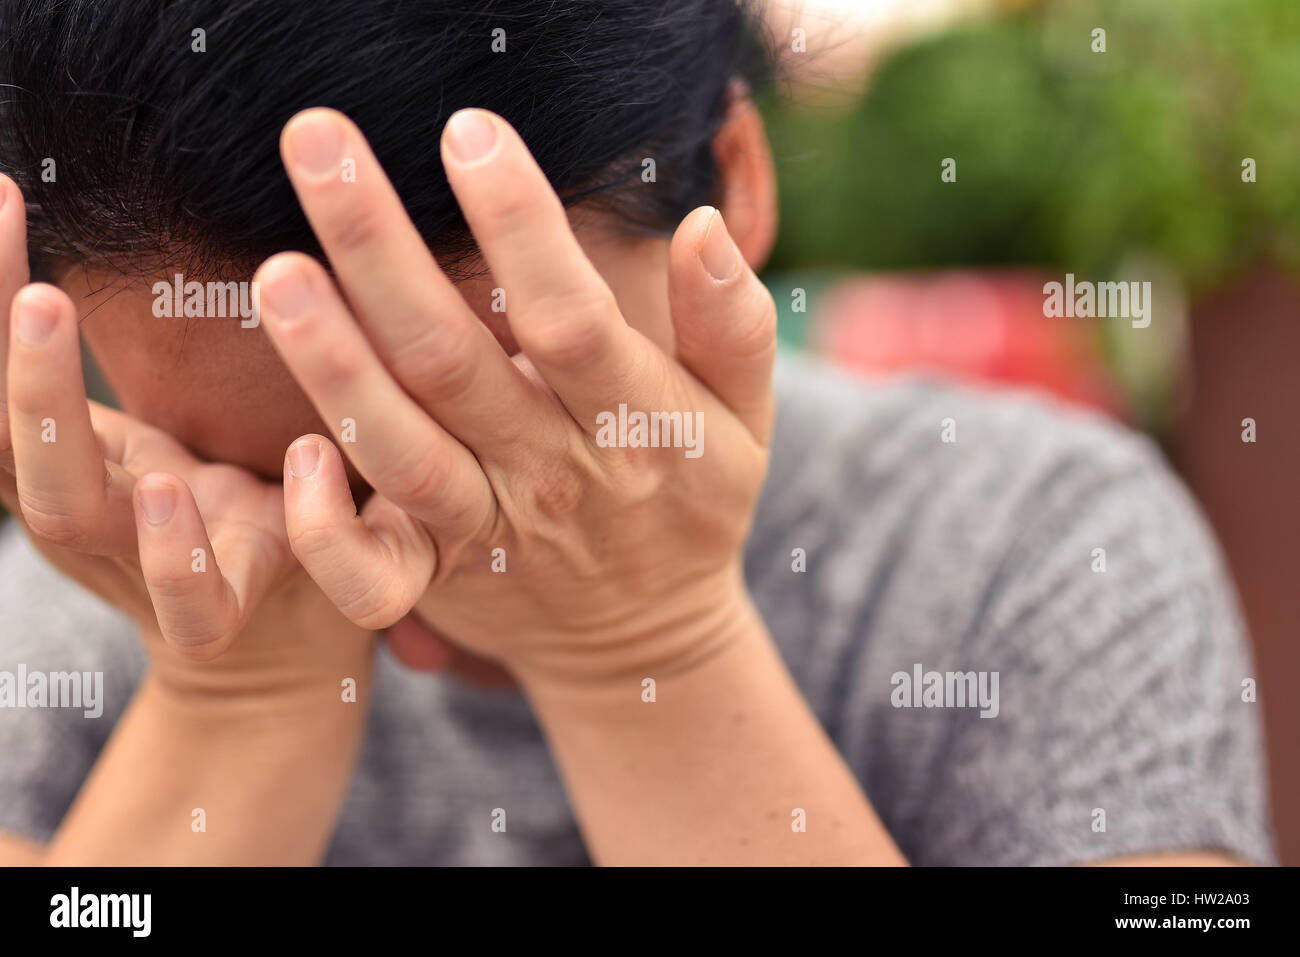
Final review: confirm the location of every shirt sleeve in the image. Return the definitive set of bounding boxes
[0,521,145,844]
[903,416,1275,866]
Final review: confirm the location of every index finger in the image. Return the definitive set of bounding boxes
[278,108,546,457]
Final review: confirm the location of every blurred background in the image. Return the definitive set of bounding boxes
[759,0,1298,863]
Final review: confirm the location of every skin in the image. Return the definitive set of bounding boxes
[0,98,1238,866]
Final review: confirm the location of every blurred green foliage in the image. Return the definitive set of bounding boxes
[761,0,1300,297]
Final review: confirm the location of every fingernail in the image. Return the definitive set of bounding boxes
[14,295,56,346]
[289,439,321,478]
[139,483,176,525]
[700,210,739,281]
[286,112,345,176]
[444,110,499,164]
[263,268,312,320]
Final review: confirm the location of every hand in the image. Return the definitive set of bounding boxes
[0,175,371,697]
[256,108,778,691]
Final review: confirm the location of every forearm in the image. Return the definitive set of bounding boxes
[522,596,908,866]
[43,650,372,866]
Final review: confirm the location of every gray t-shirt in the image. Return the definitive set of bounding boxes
[0,354,1275,865]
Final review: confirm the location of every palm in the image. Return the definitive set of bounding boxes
[5,402,294,637]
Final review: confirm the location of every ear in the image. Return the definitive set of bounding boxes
[711,84,778,272]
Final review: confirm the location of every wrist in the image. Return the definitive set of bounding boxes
[143,577,378,710]
[144,648,376,724]
[46,656,374,866]
[513,586,901,866]
[513,568,769,708]
[144,623,377,721]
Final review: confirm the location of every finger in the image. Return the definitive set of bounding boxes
[440,109,670,430]
[0,478,153,620]
[8,284,137,555]
[87,401,193,478]
[668,206,777,443]
[278,109,546,456]
[257,253,495,539]
[284,435,437,630]
[0,174,32,472]
[134,472,254,660]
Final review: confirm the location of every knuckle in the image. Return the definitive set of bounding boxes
[289,522,406,627]
[7,385,55,419]
[390,330,479,406]
[19,499,98,550]
[146,568,203,603]
[606,453,666,506]
[323,205,384,253]
[288,520,340,564]
[151,582,236,655]
[517,293,615,367]
[311,340,363,391]
[378,442,450,509]
[334,572,405,630]
[524,462,586,521]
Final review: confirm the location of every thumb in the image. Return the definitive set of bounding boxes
[667,205,777,444]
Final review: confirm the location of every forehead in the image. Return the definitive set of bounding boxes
[61,262,518,351]
[53,264,511,481]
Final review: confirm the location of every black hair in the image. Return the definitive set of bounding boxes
[0,0,772,281]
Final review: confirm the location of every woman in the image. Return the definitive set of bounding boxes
[0,0,1273,865]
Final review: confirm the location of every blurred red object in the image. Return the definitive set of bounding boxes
[814,270,1131,420]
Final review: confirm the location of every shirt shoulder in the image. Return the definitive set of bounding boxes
[751,353,1274,865]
